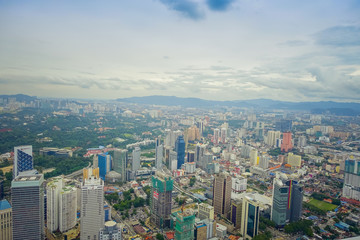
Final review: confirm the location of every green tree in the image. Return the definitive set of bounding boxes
[156,233,164,240]
[5,172,12,181]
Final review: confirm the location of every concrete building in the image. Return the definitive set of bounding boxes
[259,155,269,169]
[287,153,302,168]
[59,185,77,232]
[213,172,232,218]
[176,136,185,169]
[198,203,214,220]
[213,128,220,145]
[271,178,303,227]
[343,159,360,201]
[0,199,12,240]
[113,149,127,182]
[155,144,163,170]
[266,131,281,147]
[13,145,33,178]
[99,221,122,240]
[150,172,173,229]
[132,147,141,171]
[241,195,260,239]
[46,177,63,232]
[250,148,258,166]
[80,168,104,240]
[297,136,307,148]
[11,171,44,240]
[281,132,293,152]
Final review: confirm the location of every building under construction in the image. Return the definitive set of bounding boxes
[174,208,195,240]
[150,172,173,229]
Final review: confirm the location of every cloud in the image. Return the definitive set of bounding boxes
[278,40,307,47]
[159,0,204,20]
[315,25,360,47]
[206,0,236,11]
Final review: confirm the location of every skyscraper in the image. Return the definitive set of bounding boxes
[342,159,360,201]
[98,153,112,180]
[241,195,260,239]
[12,171,44,240]
[231,200,242,230]
[155,138,163,170]
[47,177,63,232]
[0,199,12,240]
[213,128,220,145]
[175,136,185,169]
[81,168,104,240]
[213,172,232,218]
[132,147,141,171]
[250,148,258,166]
[271,178,303,226]
[220,128,227,144]
[259,155,269,169]
[13,145,33,178]
[266,131,281,147]
[150,172,173,229]
[113,149,127,182]
[281,132,293,152]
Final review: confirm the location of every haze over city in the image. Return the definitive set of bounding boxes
[0,0,359,101]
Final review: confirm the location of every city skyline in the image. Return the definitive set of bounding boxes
[0,0,359,102]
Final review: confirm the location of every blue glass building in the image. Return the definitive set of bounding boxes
[98,153,111,180]
[175,136,185,169]
[13,145,33,178]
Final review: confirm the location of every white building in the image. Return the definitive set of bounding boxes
[81,168,104,240]
[232,177,247,194]
[99,221,122,240]
[132,147,141,171]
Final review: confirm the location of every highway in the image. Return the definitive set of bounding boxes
[65,162,91,178]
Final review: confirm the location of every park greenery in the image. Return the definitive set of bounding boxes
[284,219,313,237]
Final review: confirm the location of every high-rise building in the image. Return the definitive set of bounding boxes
[266,131,281,147]
[276,120,292,132]
[195,144,205,167]
[281,132,293,152]
[81,168,104,240]
[213,172,232,218]
[132,147,141,171]
[99,221,122,240]
[187,151,195,163]
[150,172,173,229]
[297,136,307,148]
[175,136,185,169]
[113,149,127,182]
[259,155,269,169]
[231,200,242,230]
[13,145,33,178]
[47,177,63,232]
[250,148,258,166]
[220,128,227,144]
[59,185,77,232]
[170,151,178,171]
[271,178,303,226]
[98,153,112,180]
[174,209,195,240]
[0,179,4,200]
[12,171,44,240]
[155,143,163,170]
[213,128,220,145]
[198,203,214,220]
[342,159,360,201]
[241,195,260,239]
[194,219,216,240]
[0,199,12,240]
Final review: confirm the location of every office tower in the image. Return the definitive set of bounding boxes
[187,151,195,163]
[98,153,112,180]
[155,143,163,170]
[250,148,258,166]
[59,185,77,232]
[287,153,302,168]
[266,131,281,147]
[213,172,232,218]
[113,149,127,182]
[81,168,104,240]
[196,120,204,136]
[176,136,185,169]
[13,145,33,178]
[12,171,44,240]
[198,203,214,220]
[259,155,269,169]
[221,128,227,144]
[150,172,173,229]
[174,209,195,240]
[276,120,292,132]
[213,128,220,145]
[187,125,200,141]
[195,144,205,167]
[170,151,178,171]
[231,200,242,229]
[271,178,303,226]
[241,195,260,239]
[281,132,293,152]
[93,154,99,168]
[164,146,172,169]
[99,221,122,240]
[194,219,216,240]
[47,177,63,232]
[132,147,141,171]
[241,145,252,158]
[297,136,307,148]
[164,129,172,147]
[0,199,12,240]
[342,159,360,200]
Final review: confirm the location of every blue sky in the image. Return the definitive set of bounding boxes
[0,0,359,101]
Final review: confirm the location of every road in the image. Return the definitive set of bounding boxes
[111,208,136,236]
[65,162,91,178]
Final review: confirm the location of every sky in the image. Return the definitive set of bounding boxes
[0,0,360,102]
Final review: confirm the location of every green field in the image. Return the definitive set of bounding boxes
[308,198,337,211]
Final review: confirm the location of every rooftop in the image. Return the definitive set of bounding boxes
[0,199,11,210]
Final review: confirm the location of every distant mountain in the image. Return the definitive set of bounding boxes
[0,94,37,102]
[117,95,360,115]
